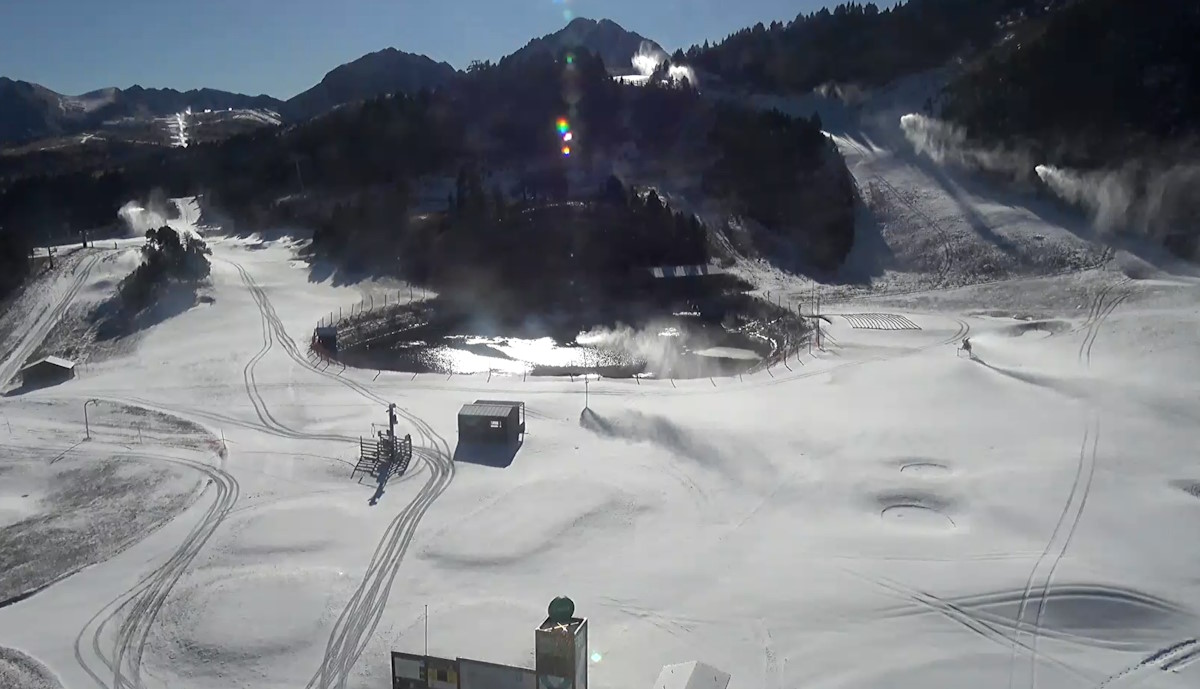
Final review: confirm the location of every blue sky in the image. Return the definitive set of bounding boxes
[1,0,863,99]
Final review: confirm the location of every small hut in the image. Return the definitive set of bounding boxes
[19,356,76,388]
[457,400,525,445]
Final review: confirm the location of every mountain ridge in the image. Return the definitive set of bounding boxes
[0,16,667,146]
[280,48,458,121]
[0,77,285,146]
[505,16,666,74]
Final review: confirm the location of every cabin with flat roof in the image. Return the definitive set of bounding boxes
[19,356,76,389]
[458,400,525,445]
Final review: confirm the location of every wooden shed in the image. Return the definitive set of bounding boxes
[458,400,525,445]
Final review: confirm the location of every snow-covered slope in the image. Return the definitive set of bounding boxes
[717,69,1154,306]
[0,192,1198,689]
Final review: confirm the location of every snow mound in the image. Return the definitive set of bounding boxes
[145,566,355,682]
[225,499,360,559]
[420,478,650,568]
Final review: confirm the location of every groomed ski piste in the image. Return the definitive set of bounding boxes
[2,78,1200,689]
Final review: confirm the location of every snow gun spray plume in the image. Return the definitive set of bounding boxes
[1034,164,1134,233]
[576,320,684,371]
[117,191,199,239]
[900,113,1033,179]
[631,41,697,87]
[117,201,168,237]
[632,42,663,78]
[1036,162,1200,244]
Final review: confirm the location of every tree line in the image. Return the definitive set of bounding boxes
[940,0,1200,167]
[0,46,856,301]
[686,0,1044,94]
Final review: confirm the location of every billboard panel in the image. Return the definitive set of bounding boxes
[392,652,426,689]
[458,657,536,689]
[426,655,459,689]
[574,622,587,689]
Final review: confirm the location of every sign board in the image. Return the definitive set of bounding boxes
[426,655,459,689]
[392,652,426,689]
[458,658,536,689]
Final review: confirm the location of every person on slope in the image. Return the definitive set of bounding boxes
[959,337,972,358]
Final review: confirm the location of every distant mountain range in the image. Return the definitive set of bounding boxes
[0,17,662,148]
[0,78,284,146]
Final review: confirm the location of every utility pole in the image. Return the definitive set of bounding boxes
[83,399,99,440]
[293,156,305,192]
[584,378,589,410]
[815,284,822,350]
[387,403,398,462]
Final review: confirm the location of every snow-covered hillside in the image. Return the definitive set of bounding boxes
[0,163,1198,689]
[700,68,1200,311]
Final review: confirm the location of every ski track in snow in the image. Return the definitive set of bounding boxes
[74,446,238,689]
[219,258,456,689]
[1008,263,1129,689]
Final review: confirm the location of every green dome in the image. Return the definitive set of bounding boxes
[548,596,575,622]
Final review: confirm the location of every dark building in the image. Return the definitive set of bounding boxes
[457,400,525,445]
[19,356,75,388]
[312,326,338,354]
[535,598,588,689]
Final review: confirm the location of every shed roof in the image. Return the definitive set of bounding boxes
[22,355,76,372]
[652,661,731,689]
[459,403,518,419]
[647,265,725,279]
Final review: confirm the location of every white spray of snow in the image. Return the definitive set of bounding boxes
[900,113,1032,179]
[1034,164,1136,234]
[1035,162,1200,245]
[632,43,663,78]
[667,64,697,87]
[630,41,697,88]
[117,195,201,239]
[577,322,688,369]
[117,201,168,237]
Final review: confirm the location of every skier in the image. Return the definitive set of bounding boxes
[959,337,972,358]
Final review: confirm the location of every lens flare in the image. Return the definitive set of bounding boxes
[590,652,603,663]
[566,53,575,65]
[563,132,573,142]
[561,146,571,156]
[556,118,570,134]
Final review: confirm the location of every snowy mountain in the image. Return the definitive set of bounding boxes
[282,48,458,122]
[506,17,667,75]
[0,77,284,147]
